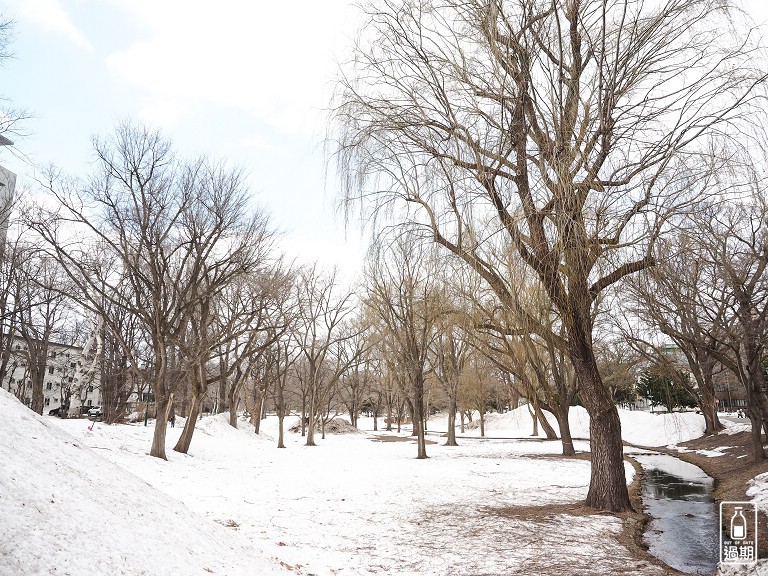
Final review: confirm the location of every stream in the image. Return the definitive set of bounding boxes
[632,453,718,575]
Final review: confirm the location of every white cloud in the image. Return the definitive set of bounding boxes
[8,0,93,51]
[105,0,357,133]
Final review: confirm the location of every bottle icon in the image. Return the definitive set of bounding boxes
[731,507,747,540]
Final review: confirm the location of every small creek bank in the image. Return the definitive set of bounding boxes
[632,453,718,575]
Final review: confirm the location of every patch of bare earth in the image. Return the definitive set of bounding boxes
[370,434,438,444]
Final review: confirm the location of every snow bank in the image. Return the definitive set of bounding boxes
[0,389,288,576]
[440,405,705,447]
[746,472,768,517]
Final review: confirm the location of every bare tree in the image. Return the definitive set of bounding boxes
[32,122,273,459]
[431,310,470,446]
[0,228,25,392]
[293,265,360,446]
[15,249,74,414]
[339,322,375,428]
[364,236,443,458]
[618,234,727,434]
[335,0,766,510]
[699,196,768,460]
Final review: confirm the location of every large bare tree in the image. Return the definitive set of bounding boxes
[335,0,766,511]
[32,122,271,459]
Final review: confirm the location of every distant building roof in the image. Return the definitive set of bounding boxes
[0,135,12,146]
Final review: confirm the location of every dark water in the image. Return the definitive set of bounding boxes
[633,454,718,575]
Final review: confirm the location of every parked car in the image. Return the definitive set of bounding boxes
[87,406,103,418]
[48,407,61,416]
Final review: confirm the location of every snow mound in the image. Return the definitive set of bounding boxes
[289,417,361,435]
[0,389,288,576]
[195,411,274,443]
[720,422,752,436]
[456,405,705,447]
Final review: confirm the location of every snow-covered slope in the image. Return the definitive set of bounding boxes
[0,389,288,576]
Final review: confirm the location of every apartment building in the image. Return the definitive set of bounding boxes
[3,337,101,416]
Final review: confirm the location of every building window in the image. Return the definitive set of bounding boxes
[87,386,93,393]
[48,366,54,374]
[70,362,76,368]
[86,399,92,407]
[44,397,50,406]
[50,351,57,359]
[46,382,53,390]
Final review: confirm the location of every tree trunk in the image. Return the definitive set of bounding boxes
[446,395,458,446]
[536,405,558,440]
[554,408,575,456]
[413,373,427,459]
[479,409,485,437]
[174,393,201,454]
[528,403,539,436]
[306,387,317,446]
[229,401,238,428]
[701,402,723,436]
[406,398,416,437]
[277,414,286,449]
[373,407,378,431]
[585,404,631,511]
[747,352,768,461]
[150,390,171,460]
[696,358,723,435]
[747,407,766,461]
[459,410,465,434]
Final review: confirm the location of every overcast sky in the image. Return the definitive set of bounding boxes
[0,0,365,279]
[1,0,767,282]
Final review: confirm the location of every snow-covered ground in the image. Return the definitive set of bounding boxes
[1,390,765,575]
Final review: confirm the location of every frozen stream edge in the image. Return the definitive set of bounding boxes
[631,452,719,575]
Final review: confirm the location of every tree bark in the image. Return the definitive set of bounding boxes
[536,404,558,440]
[528,403,539,436]
[573,352,632,511]
[305,385,317,446]
[174,393,201,454]
[747,408,766,461]
[553,408,575,456]
[277,414,286,448]
[150,390,171,460]
[445,395,458,446]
